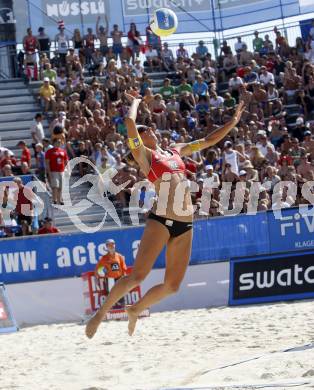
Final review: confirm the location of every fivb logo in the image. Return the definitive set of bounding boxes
[280,210,314,237]
[45,0,105,18]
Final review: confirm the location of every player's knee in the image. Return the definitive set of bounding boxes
[164,281,181,294]
[129,272,146,287]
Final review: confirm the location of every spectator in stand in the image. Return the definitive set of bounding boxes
[96,15,109,58]
[7,177,34,236]
[196,40,208,60]
[72,28,84,63]
[161,42,175,71]
[127,23,142,64]
[23,27,39,64]
[243,66,259,84]
[42,62,57,82]
[37,27,51,58]
[45,138,68,205]
[111,24,124,61]
[16,141,31,172]
[30,113,45,155]
[253,31,264,53]
[222,141,243,175]
[35,143,46,182]
[159,78,175,101]
[228,72,243,101]
[193,75,208,97]
[223,52,238,81]
[40,77,56,113]
[144,44,161,71]
[259,65,275,86]
[54,21,70,67]
[176,43,189,59]
[234,37,245,54]
[146,25,161,52]
[84,27,96,65]
[38,217,60,234]
[0,150,16,173]
[220,40,232,57]
[239,45,254,66]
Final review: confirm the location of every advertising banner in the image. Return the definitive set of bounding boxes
[267,206,314,254]
[82,270,149,320]
[300,18,313,42]
[192,212,269,263]
[0,212,271,285]
[0,226,150,284]
[0,283,18,333]
[11,0,311,43]
[229,250,314,305]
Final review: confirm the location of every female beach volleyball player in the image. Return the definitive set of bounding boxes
[85,96,244,339]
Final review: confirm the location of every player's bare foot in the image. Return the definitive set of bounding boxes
[126,306,140,336]
[85,312,102,339]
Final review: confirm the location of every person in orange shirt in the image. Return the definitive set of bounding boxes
[95,239,128,306]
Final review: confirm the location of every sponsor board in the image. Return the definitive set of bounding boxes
[268,207,314,253]
[82,270,149,320]
[229,250,314,305]
[122,0,211,17]
[41,0,108,25]
[0,283,18,333]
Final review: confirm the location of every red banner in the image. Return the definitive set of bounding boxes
[82,268,149,320]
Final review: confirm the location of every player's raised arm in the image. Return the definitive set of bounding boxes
[177,101,245,157]
[124,93,151,170]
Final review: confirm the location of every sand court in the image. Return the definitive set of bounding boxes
[1,300,314,390]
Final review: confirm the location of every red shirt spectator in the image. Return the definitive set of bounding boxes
[45,146,68,172]
[38,218,60,234]
[0,154,16,169]
[21,148,31,165]
[17,141,31,167]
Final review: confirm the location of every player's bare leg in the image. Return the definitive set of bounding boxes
[85,220,169,339]
[126,229,192,336]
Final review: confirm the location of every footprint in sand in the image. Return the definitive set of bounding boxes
[260,372,273,379]
[303,369,314,377]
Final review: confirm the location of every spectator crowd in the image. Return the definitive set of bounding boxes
[2,18,314,237]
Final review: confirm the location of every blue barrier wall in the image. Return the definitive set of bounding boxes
[0,206,313,284]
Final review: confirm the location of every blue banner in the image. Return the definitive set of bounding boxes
[300,18,313,42]
[267,206,314,254]
[0,211,271,285]
[0,226,146,284]
[1,206,313,284]
[13,0,306,43]
[192,212,269,263]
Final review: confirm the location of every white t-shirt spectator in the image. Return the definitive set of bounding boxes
[229,76,243,89]
[30,120,45,143]
[210,96,224,108]
[224,150,239,175]
[132,64,144,78]
[256,141,275,156]
[55,33,69,54]
[0,147,14,158]
[201,173,220,188]
[146,48,158,60]
[234,41,244,52]
[260,71,275,86]
[55,76,67,91]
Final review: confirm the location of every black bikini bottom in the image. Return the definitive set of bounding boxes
[147,213,193,238]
